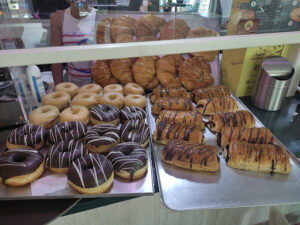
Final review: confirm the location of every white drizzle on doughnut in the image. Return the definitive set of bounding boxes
[8,125,47,146]
[120,120,149,144]
[120,106,146,121]
[49,122,86,144]
[90,104,119,122]
[85,124,120,147]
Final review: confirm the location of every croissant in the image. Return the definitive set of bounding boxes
[91,60,118,86]
[178,57,214,91]
[196,97,239,115]
[110,58,133,84]
[135,14,166,41]
[156,55,184,87]
[187,27,219,61]
[159,19,190,40]
[132,57,158,88]
[110,15,136,43]
[192,85,230,103]
[96,17,115,44]
[152,97,194,115]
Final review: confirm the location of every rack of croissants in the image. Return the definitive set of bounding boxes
[150,85,292,175]
[2,82,152,194]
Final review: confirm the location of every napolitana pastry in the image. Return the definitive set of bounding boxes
[0,149,44,186]
[192,85,230,103]
[152,119,205,145]
[217,127,274,148]
[161,140,220,171]
[60,106,90,126]
[85,124,120,153]
[71,92,100,109]
[99,92,124,109]
[91,60,118,87]
[29,105,60,128]
[96,17,115,44]
[158,110,205,129]
[67,153,114,194]
[150,87,189,103]
[107,142,148,181]
[55,82,78,98]
[46,140,86,173]
[290,8,300,22]
[224,141,291,174]
[78,84,103,94]
[120,120,150,147]
[110,58,133,84]
[110,15,136,43]
[207,110,255,133]
[159,19,190,40]
[6,125,48,150]
[124,94,146,108]
[90,104,120,126]
[152,97,194,115]
[41,91,71,111]
[120,106,146,123]
[124,83,144,95]
[103,84,123,94]
[196,96,239,115]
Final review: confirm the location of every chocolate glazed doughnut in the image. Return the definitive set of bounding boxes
[107,142,148,181]
[0,149,44,186]
[48,121,87,144]
[90,104,120,126]
[46,140,87,173]
[67,153,114,194]
[120,106,146,123]
[6,125,48,150]
[120,120,150,148]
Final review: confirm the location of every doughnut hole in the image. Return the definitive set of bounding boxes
[53,93,62,99]
[41,107,50,113]
[64,83,71,88]
[71,107,80,115]
[132,95,140,99]
[83,94,90,99]
[13,155,26,163]
[109,95,117,101]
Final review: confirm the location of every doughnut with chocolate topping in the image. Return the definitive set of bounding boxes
[0,149,44,186]
[85,124,120,153]
[120,120,150,148]
[90,104,120,126]
[6,125,48,150]
[67,153,114,194]
[46,140,87,173]
[48,121,87,144]
[120,106,146,123]
[107,142,148,181]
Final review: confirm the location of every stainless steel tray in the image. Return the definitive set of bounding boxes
[146,96,300,211]
[0,126,154,200]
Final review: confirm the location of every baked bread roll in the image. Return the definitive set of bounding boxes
[159,110,205,129]
[187,27,219,61]
[96,17,115,44]
[156,54,184,87]
[162,140,220,171]
[111,15,136,43]
[135,14,166,41]
[224,141,291,174]
[207,110,255,133]
[196,96,239,115]
[152,120,205,144]
[152,97,194,115]
[91,60,118,87]
[151,87,189,103]
[217,127,274,148]
[192,85,230,103]
[178,57,214,91]
[159,19,190,40]
[110,58,133,84]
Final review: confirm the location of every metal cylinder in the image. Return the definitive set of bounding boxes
[252,57,294,111]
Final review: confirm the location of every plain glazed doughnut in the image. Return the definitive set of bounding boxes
[120,120,150,147]
[55,82,78,98]
[46,140,87,174]
[124,94,146,108]
[124,83,144,95]
[42,91,71,111]
[107,142,148,181]
[90,104,120,126]
[67,153,114,194]
[78,84,103,94]
[72,92,100,109]
[60,106,90,126]
[99,92,124,109]
[120,106,146,123]
[6,125,48,150]
[29,105,60,128]
[103,84,123,94]
[0,149,44,186]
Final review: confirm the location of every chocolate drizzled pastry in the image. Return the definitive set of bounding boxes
[90,104,120,123]
[120,120,150,146]
[67,153,113,188]
[120,106,146,123]
[107,142,148,181]
[7,125,48,149]
[224,141,291,174]
[48,121,87,144]
[217,127,274,148]
[151,87,189,103]
[207,110,255,133]
[192,85,230,103]
[196,96,239,115]
[161,140,220,171]
[152,119,205,145]
[152,97,194,115]
[0,149,44,182]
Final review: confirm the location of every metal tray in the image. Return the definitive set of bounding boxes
[0,124,154,200]
[146,96,300,211]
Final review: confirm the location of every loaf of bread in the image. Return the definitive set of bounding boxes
[196,97,239,115]
[152,97,194,115]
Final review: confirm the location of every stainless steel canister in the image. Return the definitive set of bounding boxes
[252,57,294,111]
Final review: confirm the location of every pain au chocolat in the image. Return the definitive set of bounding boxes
[196,96,239,115]
[224,141,291,174]
[192,85,230,103]
[152,97,194,115]
[151,87,189,103]
[161,140,220,171]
